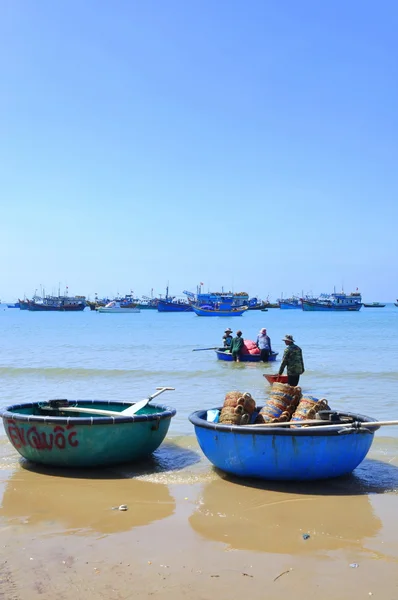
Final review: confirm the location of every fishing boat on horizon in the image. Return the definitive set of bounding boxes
[184,286,250,308]
[363,302,386,308]
[157,286,193,312]
[97,301,140,313]
[158,299,193,312]
[301,291,362,312]
[278,297,302,309]
[25,296,86,311]
[191,305,248,317]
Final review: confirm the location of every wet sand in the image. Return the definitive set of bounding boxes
[1,438,398,600]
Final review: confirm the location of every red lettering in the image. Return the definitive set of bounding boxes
[5,421,79,452]
[67,431,78,447]
[39,432,54,450]
[54,426,66,449]
[7,422,23,449]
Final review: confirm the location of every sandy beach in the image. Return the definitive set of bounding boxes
[1,436,398,600]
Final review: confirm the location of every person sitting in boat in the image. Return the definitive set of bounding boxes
[278,334,305,386]
[256,328,272,362]
[230,330,244,363]
[222,328,233,351]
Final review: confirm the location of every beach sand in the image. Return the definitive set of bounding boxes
[1,439,398,600]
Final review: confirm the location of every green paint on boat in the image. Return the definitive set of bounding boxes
[1,401,176,468]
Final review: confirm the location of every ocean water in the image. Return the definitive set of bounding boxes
[0,304,398,466]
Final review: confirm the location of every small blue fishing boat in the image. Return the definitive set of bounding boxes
[191,305,248,317]
[189,409,379,481]
[7,303,20,308]
[215,350,278,362]
[1,393,176,468]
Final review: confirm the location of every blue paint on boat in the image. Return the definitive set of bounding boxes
[1,400,176,468]
[189,409,378,481]
[6,303,20,308]
[215,350,278,362]
[157,300,193,312]
[191,305,248,317]
[278,299,301,309]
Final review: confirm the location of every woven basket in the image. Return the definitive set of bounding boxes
[223,391,243,409]
[240,392,256,415]
[219,404,246,425]
[291,396,330,422]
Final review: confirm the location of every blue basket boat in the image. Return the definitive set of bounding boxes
[189,409,378,481]
[1,400,176,468]
[215,350,278,362]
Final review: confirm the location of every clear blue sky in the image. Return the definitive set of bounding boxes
[1,0,397,301]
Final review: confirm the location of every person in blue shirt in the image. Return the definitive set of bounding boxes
[256,328,272,362]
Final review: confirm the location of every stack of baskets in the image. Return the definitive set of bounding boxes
[255,382,302,424]
[219,391,256,426]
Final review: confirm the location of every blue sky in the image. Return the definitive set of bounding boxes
[1,0,397,301]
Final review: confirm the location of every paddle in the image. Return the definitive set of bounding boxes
[41,387,175,417]
[248,419,398,431]
[122,387,175,416]
[192,347,219,352]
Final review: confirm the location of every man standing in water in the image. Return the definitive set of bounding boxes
[230,330,244,362]
[278,334,305,386]
[256,328,272,362]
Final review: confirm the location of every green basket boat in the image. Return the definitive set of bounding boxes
[0,399,176,468]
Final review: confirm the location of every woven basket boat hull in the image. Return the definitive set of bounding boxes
[189,408,377,481]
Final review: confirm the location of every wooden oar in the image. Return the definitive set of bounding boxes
[192,347,219,352]
[122,387,175,416]
[248,419,398,430]
[41,387,175,417]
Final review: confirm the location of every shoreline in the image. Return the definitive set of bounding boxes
[1,438,398,599]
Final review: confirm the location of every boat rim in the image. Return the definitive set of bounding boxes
[0,400,176,426]
[189,408,378,436]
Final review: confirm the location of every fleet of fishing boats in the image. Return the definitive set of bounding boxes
[5,288,395,314]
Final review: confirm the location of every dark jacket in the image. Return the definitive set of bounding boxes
[279,343,305,376]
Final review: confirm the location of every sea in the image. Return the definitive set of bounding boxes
[0,303,398,486]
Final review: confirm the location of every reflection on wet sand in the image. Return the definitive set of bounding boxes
[190,477,383,554]
[0,466,175,535]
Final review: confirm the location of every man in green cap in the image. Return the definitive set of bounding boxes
[278,334,305,386]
